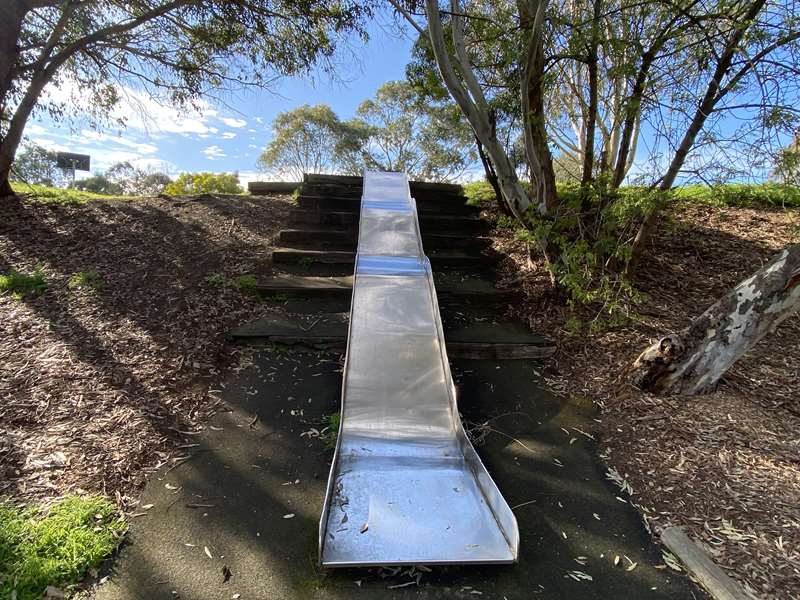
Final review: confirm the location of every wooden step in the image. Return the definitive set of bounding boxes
[277,229,492,251]
[230,312,554,359]
[255,274,519,305]
[288,210,491,234]
[300,182,467,202]
[303,173,463,195]
[247,181,300,194]
[272,248,498,269]
[296,194,479,216]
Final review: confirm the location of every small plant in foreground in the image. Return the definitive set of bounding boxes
[321,412,341,450]
[0,495,126,600]
[0,268,46,299]
[68,270,102,291]
[205,273,226,286]
[564,316,583,334]
[232,274,259,295]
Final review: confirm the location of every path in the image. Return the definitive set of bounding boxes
[95,174,703,599]
[96,346,702,599]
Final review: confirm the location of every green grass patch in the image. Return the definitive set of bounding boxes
[10,183,123,206]
[67,270,102,291]
[0,495,126,599]
[673,183,800,208]
[0,268,46,299]
[464,179,800,211]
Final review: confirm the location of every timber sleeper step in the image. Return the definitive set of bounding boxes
[277,229,493,251]
[288,209,492,234]
[255,274,519,304]
[296,194,480,216]
[230,312,554,360]
[301,183,468,203]
[303,172,463,195]
[272,248,498,269]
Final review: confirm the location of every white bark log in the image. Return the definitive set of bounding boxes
[632,245,800,395]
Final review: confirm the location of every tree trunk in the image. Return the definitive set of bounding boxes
[475,135,509,216]
[581,0,602,186]
[520,0,557,214]
[0,3,27,196]
[631,245,800,395]
[626,0,768,272]
[423,0,534,220]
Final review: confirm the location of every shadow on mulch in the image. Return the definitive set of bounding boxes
[0,193,292,505]
[489,200,800,598]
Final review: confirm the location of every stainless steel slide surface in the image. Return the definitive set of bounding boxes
[318,171,519,567]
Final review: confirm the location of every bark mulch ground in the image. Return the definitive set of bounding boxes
[490,201,800,600]
[0,193,292,508]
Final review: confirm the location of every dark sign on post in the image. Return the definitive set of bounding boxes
[56,152,90,171]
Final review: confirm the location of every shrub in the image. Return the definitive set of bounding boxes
[463,180,497,206]
[164,172,243,195]
[205,273,227,286]
[0,496,126,599]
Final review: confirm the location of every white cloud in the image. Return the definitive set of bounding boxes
[39,78,226,137]
[79,129,158,155]
[202,145,225,160]
[254,117,264,124]
[221,117,247,128]
[24,123,48,136]
[247,144,258,149]
[130,157,179,175]
[221,132,237,140]
[237,170,264,188]
[29,137,70,153]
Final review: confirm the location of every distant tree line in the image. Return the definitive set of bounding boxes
[257,80,477,183]
[0,0,372,196]
[11,142,242,196]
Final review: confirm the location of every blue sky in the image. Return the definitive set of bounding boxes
[23,19,415,185]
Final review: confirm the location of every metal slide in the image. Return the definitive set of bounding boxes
[319,171,519,567]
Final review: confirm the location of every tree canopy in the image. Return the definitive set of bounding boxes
[164,171,242,195]
[0,0,374,195]
[257,104,364,180]
[258,81,476,182]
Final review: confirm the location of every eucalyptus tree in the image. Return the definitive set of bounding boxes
[354,80,476,181]
[392,0,553,220]
[258,104,366,180]
[8,142,63,186]
[0,0,372,196]
[395,0,800,395]
[627,0,800,267]
[405,8,524,205]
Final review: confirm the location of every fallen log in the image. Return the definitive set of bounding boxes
[632,244,800,395]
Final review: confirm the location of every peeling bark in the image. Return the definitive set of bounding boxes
[632,245,800,395]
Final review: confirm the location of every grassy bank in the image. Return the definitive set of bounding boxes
[464,180,800,209]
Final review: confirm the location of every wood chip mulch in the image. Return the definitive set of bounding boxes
[0,193,293,508]
[490,202,800,599]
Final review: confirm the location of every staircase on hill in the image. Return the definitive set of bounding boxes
[238,173,554,359]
